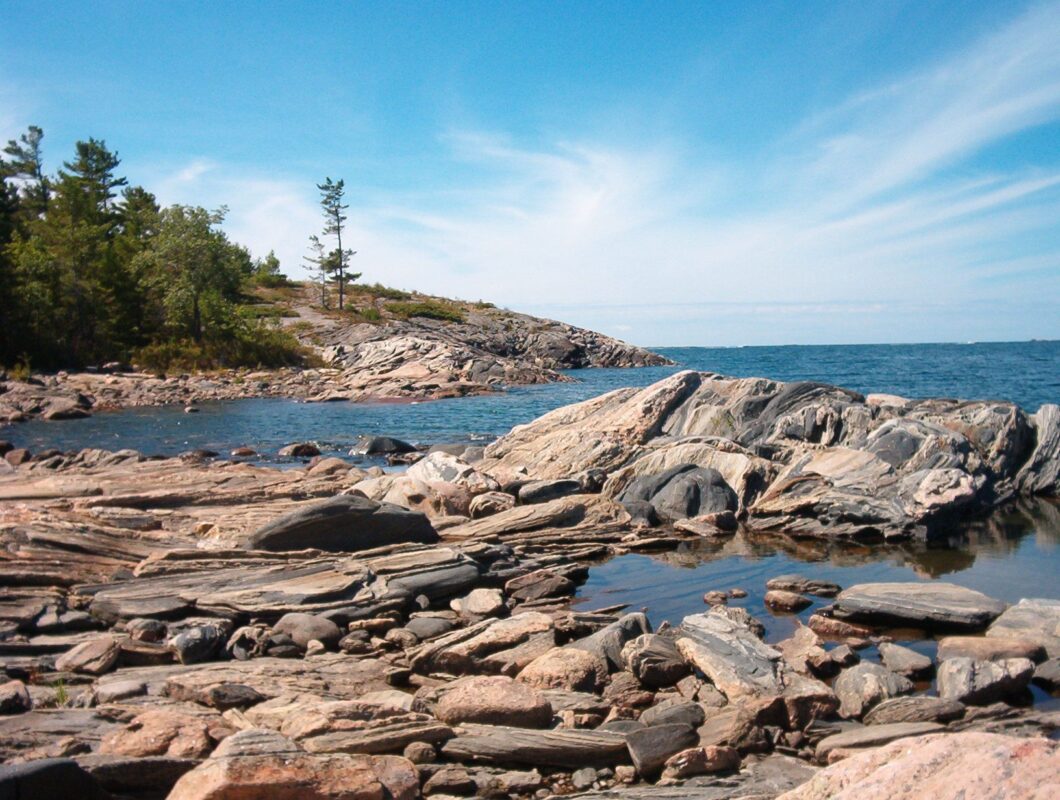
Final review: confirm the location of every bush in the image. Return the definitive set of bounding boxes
[386,301,466,323]
[239,304,299,319]
[352,282,411,301]
[134,323,308,371]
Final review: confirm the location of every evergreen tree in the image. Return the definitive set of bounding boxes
[3,125,49,219]
[316,177,355,309]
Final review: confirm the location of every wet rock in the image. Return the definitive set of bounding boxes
[54,635,120,675]
[765,590,812,612]
[703,590,729,606]
[278,442,320,458]
[518,647,608,692]
[791,732,1058,799]
[441,724,629,769]
[622,634,689,688]
[807,614,873,640]
[273,612,342,649]
[832,582,1006,631]
[626,723,700,776]
[766,575,841,597]
[354,435,417,456]
[833,662,913,718]
[1032,658,1060,691]
[0,679,32,714]
[247,494,439,552]
[0,758,107,799]
[814,721,944,763]
[862,696,965,725]
[435,676,553,728]
[230,446,256,457]
[937,634,1045,663]
[878,642,934,678]
[469,491,516,518]
[661,745,741,779]
[986,598,1060,658]
[99,709,230,758]
[937,657,1034,704]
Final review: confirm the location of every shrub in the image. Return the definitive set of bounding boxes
[134,322,308,371]
[386,301,466,323]
[351,282,411,301]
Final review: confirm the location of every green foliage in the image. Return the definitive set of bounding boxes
[386,300,466,323]
[135,324,306,372]
[360,306,382,322]
[53,679,68,707]
[352,282,410,300]
[252,250,291,287]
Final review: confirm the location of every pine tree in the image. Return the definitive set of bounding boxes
[316,177,355,309]
[3,126,49,220]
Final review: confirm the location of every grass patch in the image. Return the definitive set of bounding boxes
[386,300,466,323]
[239,304,299,319]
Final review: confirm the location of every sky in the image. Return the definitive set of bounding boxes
[2,1,1059,347]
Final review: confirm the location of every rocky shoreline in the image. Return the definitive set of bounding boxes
[1,371,1058,798]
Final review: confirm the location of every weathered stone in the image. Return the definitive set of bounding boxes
[937,635,1045,663]
[518,479,583,504]
[765,590,812,612]
[505,569,575,602]
[568,612,652,671]
[54,636,120,675]
[246,494,439,552]
[639,700,706,728]
[626,723,699,776]
[435,676,553,728]
[278,442,320,458]
[170,623,228,665]
[788,732,1059,800]
[813,721,945,763]
[676,612,784,700]
[571,766,598,790]
[95,679,147,704]
[0,679,32,714]
[441,724,629,769]
[878,642,933,678]
[451,588,505,620]
[937,657,1034,705]
[622,634,689,688]
[518,647,608,692]
[0,758,107,799]
[468,491,516,518]
[766,575,841,597]
[1032,658,1060,692]
[807,614,872,640]
[353,436,417,456]
[832,583,1006,631]
[424,766,476,795]
[273,612,342,649]
[833,662,913,719]
[863,696,965,725]
[661,745,741,779]
[100,710,230,758]
[75,754,198,798]
[986,598,1060,658]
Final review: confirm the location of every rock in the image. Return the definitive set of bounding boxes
[0,679,32,714]
[863,696,965,725]
[765,590,812,612]
[273,612,342,649]
[305,639,326,656]
[441,724,629,769]
[230,447,256,457]
[711,606,766,638]
[167,681,265,710]
[307,456,352,476]
[435,676,553,728]
[986,598,1060,658]
[766,575,841,597]
[813,721,945,763]
[661,745,741,779]
[451,588,505,620]
[403,740,437,764]
[167,730,419,800]
[405,617,456,641]
[1032,658,1060,691]
[571,766,598,790]
[406,452,499,494]
[807,614,873,640]
[703,590,729,606]
[518,479,583,504]
[832,583,1006,631]
[626,723,699,776]
[833,662,913,718]
[622,634,689,688]
[675,611,784,700]
[505,569,575,602]
[639,700,705,728]
[618,465,738,523]
[424,766,476,795]
[469,491,516,518]
[5,448,31,466]
[99,710,229,758]
[937,657,1034,704]
[127,617,168,642]
[278,442,320,457]
[353,436,417,456]
[170,623,228,664]
[568,612,652,671]
[0,758,107,799]
[74,754,198,798]
[878,642,933,678]
[95,679,148,704]
[788,732,1059,800]
[247,494,439,552]
[518,647,608,692]
[937,635,1045,663]
[54,636,120,675]
[1017,404,1060,494]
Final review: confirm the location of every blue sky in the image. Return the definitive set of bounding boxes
[2,1,1059,346]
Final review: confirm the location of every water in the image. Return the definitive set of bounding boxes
[6,340,1059,460]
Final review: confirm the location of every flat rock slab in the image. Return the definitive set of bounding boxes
[440,723,629,769]
[987,598,1060,658]
[814,721,943,762]
[676,612,784,700]
[832,583,1006,631]
[862,696,965,725]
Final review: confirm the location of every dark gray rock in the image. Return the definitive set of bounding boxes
[986,598,1060,658]
[405,617,457,641]
[862,696,965,725]
[0,758,107,800]
[814,721,943,762]
[639,700,706,728]
[619,465,738,522]
[1032,658,1060,691]
[518,479,583,505]
[765,575,841,598]
[622,634,689,688]
[272,612,342,649]
[626,723,699,776]
[878,642,934,678]
[246,494,439,552]
[569,613,652,672]
[75,755,197,798]
[832,582,1007,631]
[353,436,417,455]
[937,657,1035,704]
[169,623,227,665]
[833,662,914,718]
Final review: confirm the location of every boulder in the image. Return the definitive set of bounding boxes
[1032,658,1060,691]
[406,452,499,494]
[618,465,738,522]
[833,663,913,719]
[621,634,689,688]
[766,575,841,597]
[937,657,1034,704]
[787,732,1059,800]
[626,723,699,776]
[54,636,120,675]
[863,696,965,725]
[451,588,505,620]
[986,598,1060,658]
[878,642,933,678]
[518,647,608,692]
[170,623,229,665]
[831,583,1006,631]
[0,679,32,714]
[435,676,553,728]
[246,495,438,552]
[813,721,945,763]
[639,701,705,728]
[661,745,741,779]
[353,436,417,456]
[278,442,320,458]
[568,613,652,671]
[675,611,784,700]
[272,613,343,649]
[1017,404,1060,495]
[937,635,1045,663]
[765,590,812,612]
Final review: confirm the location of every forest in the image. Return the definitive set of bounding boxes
[0,127,305,371]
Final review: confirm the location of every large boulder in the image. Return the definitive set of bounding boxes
[617,464,738,522]
[245,495,438,552]
[831,582,1006,631]
[833,663,914,719]
[517,647,608,692]
[435,676,553,728]
[937,657,1034,704]
[986,598,1060,658]
[272,613,342,649]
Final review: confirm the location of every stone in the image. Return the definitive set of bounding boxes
[626,723,699,776]
[424,766,476,795]
[1017,404,1060,495]
[0,758,107,799]
[435,676,553,728]
[518,479,583,504]
[661,745,741,779]
[451,588,505,620]
[167,681,265,710]
[807,614,873,640]
[95,679,147,704]
[833,662,913,719]
[765,590,812,612]
[441,724,629,769]
[505,569,575,602]
[54,636,120,675]
[571,766,598,790]
[703,591,729,606]
[676,611,784,700]
[166,730,419,800]
[766,575,841,597]
[813,721,945,763]
[863,696,965,725]
[246,494,439,552]
[986,598,1060,658]
[273,612,343,649]
[937,657,1034,704]
[353,436,417,456]
[787,732,1059,800]
[406,452,499,493]
[469,491,516,518]
[99,710,228,759]
[403,740,436,764]
[639,700,706,728]
[0,679,32,714]
[937,635,1045,663]
[518,647,608,692]
[878,642,933,678]
[619,465,738,523]
[170,623,228,665]
[127,617,167,642]
[278,442,320,457]
[568,612,652,671]
[1032,658,1060,691]
[621,634,689,688]
[832,583,1006,631]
